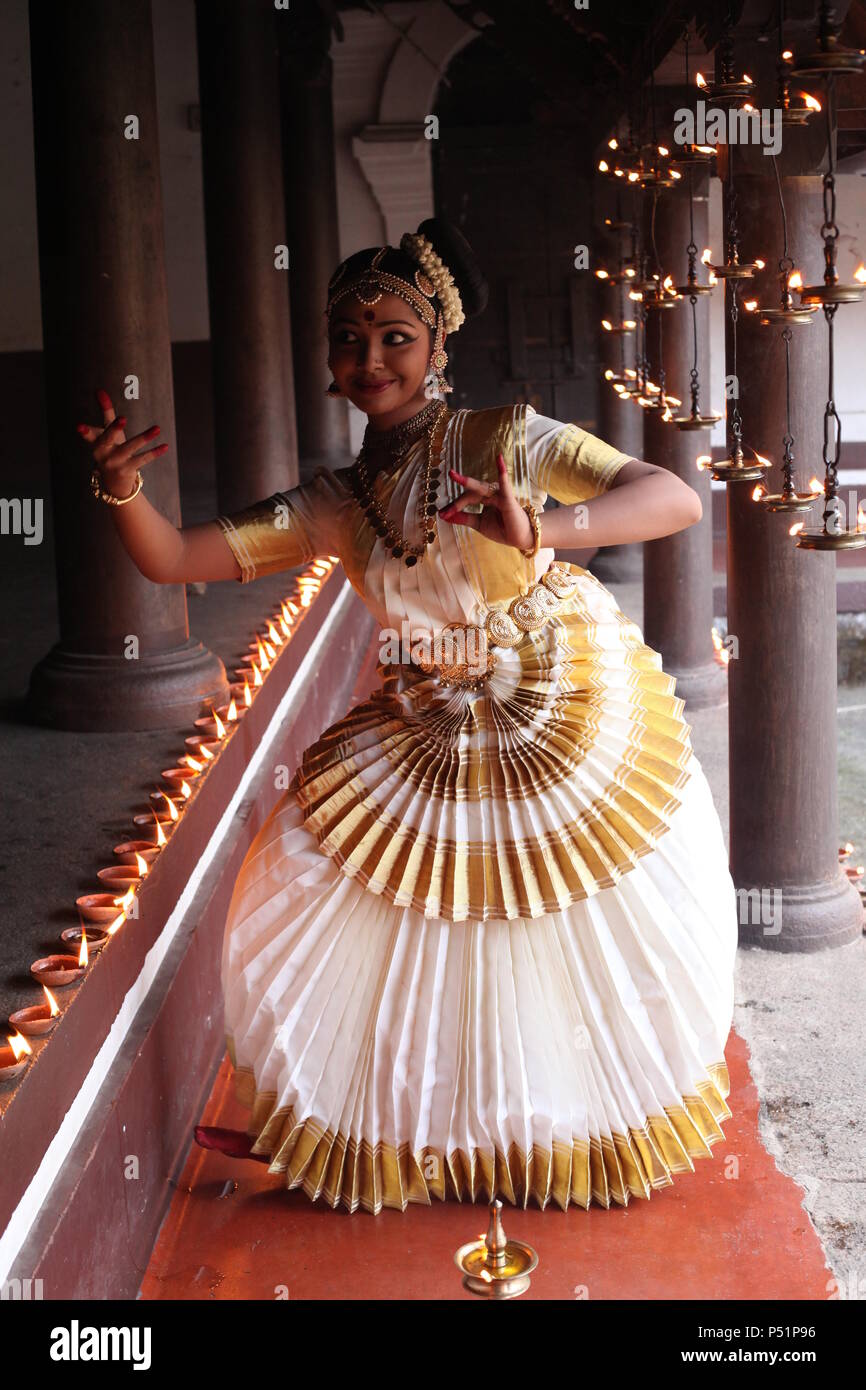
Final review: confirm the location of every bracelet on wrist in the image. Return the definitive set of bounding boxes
[519,503,541,558]
[90,467,143,506]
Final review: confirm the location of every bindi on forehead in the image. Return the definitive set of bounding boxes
[363,309,376,322]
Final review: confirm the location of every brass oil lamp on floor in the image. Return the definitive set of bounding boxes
[454,1201,538,1300]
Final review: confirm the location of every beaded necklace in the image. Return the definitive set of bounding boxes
[349,400,449,566]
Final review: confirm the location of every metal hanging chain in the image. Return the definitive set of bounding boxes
[725,142,743,448]
[682,25,702,417]
[821,74,842,529]
[657,302,666,400]
[771,152,796,487]
[822,73,840,284]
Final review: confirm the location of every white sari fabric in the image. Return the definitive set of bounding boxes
[218,404,737,1213]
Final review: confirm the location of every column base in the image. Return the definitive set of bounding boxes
[588,543,644,583]
[27,638,229,732]
[735,870,863,954]
[670,660,729,711]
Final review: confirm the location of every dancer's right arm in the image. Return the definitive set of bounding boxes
[77,389,270,585]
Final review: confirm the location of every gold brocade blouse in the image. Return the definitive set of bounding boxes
[213,404,634,610]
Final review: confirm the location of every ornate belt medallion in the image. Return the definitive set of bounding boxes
[413,561,583,689]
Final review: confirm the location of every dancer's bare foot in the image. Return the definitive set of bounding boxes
[194,1125,271,1163]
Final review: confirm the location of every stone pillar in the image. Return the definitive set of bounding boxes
[723,130,861,951]
[642,172,725,710]
[195,0,299,511]
[592,222,645,584]
[27,0,226,733]
[278,7,350,475]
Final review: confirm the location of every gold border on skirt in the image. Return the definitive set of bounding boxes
[224,1035,731,1215]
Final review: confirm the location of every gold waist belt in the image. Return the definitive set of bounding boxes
[412,560,582,690]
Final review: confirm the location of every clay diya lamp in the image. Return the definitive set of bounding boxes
[839,841,855,862]
[233,665,263,690]
[97,863,146,892]
[76,892,131,924]
[114,838,160,866]
[133,810,176,841]
[162,765,203,792]
[10,987,61,1037]
[228,683,254,711]
[844,862,864,885]
[184,734,221,759]
[0,1034,33,1081]
[61,925,109,954]
[148,788,187,815]
[31,954,85,988]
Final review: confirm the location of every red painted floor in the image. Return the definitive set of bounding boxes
[140,1029,833,1301]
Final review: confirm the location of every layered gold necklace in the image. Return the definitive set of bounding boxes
[349,399,449,566]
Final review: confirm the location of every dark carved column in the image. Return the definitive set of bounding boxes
[27,0,226,732]
[278,7,351,478]
[642,172,725,709]
[195,0,299,511]
[721,53,861,950]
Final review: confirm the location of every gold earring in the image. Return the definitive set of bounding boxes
[428,314,452,395]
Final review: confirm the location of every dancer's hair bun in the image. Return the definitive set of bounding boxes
[415,217,489,320]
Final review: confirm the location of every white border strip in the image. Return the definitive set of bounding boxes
[0,578,356,1284]
[711,470,866,491]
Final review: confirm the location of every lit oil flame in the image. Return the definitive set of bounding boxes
[756,454,773,468]
[623,319,636,329]
[135,852,149,878]
[858,502,866,532]
[754,259,765,270]
[613,168,624,178]
[279,615,291,638]
[601,319,612,331]
[604,368,614,380]
[185,754,203,772]
[43,986,60,1017]
[711,626,731,665]
[662,406,673,422]
[628,290,643,301]
[671,169,682,180]
[226,698,238,722]
[854,264,866,284]
[663,275,675,294]
[595,269,609,280]
[263,641,276,661]
[744,299,758,311]
[155,815,167,847]
[8,1032,32,1061]
[180,780,192,799]
[627,171,639,182]
[78,932,89,968]
[708,271,718,286]
[695,145,716,155]
[624,368,637,379]
[213,709,227,737]
[743,103,755,113]
[743,73,753,83]
[841,841,855,856]
[800,92,821,112]
[666,394,682,407]
[267,621,283,647]
[252,662,263,687]
[701,248,712,265]
[809,477,824,493]
[789,521,805,536]
[598,159,609,173]
[752,484,765,501]
[243,682,252,707]
[624,267,636,278]
[696,454,712,471]
[782,49,793,60]
[198,742,214,760]
[162,793,179,821]
[788,269,803,290]
[658,144,669,156]
[608,137,618,149]
[696,72,707,88]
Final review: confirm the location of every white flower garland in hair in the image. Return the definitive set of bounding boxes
[400,232,466,335]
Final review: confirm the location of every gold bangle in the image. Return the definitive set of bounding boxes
[90,467,143,506]
[519,502,541,558]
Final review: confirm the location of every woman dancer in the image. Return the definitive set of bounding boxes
[78,218,737,1214]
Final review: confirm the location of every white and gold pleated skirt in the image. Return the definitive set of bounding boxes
[221,569,737,1214]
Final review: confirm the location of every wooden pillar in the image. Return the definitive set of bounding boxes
[721,91,861,950]
[642,173,725,710]
[27,0,227,733]
[195,0,299,512]
[278,7,351,476]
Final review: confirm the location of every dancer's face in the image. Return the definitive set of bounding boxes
[327,293,432,424]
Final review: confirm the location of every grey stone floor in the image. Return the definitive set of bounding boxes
[608,576,866,1302]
